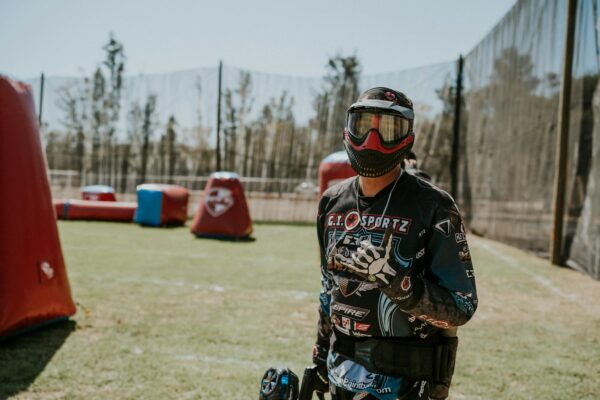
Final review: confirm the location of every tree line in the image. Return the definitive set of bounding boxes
[45,34,464,193]
[44,34,368,192]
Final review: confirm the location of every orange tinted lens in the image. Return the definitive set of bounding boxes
[349,111,410,142]
[379,114,410,142]
[348,112,377,138]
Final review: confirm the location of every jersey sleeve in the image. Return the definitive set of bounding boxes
[382,201,478,329]
[313,196,333,365]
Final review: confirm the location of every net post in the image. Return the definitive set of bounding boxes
[38,72,45,127]
[450,55,463,200]
[550,0,577,265]
[216,60,223,171]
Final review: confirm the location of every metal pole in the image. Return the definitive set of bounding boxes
[550,0,577,265]
[216,60,223,171]
[38,72,45,127]
[450,55,464,199]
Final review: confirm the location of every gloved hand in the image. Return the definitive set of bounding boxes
[311,345,329,394]
[315,364,329,394]
[334,226,399,287]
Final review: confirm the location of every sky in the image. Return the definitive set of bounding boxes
[0,0,518,80]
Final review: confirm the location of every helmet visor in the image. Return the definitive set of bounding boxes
[347,110,411,145]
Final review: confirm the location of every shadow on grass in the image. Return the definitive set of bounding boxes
[0,320,76,398]
[192,234,257,242]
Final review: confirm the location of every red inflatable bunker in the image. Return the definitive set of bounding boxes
[134,184,189,227]
[318,151,356,195]
[54,199,136,222]
[0,76,76,339]
[81,185,117,201]
[191,172,252,239]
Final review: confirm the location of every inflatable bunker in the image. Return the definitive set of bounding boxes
[318,151,356,195]
[134,184,189,227]
[0,76,76,339]
[191,172,252,240]
[54,199,136,222]
[81,185,116,201]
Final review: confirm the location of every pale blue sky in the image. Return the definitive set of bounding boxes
[1,0,517,80]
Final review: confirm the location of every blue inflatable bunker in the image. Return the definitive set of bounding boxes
[134,184,189,227]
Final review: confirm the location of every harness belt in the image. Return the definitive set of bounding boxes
[332,332,458,384]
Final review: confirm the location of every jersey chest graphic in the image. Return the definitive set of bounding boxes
[326,226,412,269]
[326,210,412,235]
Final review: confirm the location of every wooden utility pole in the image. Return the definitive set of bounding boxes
[216,60,223,171]
[450,55,464,200]
[550,0,577,265]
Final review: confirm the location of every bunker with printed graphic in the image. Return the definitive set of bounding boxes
[81,185,117,201]
[191,172,253,239]
[0,76,76,339]
[318,151,356,195]
[134,184,189,227]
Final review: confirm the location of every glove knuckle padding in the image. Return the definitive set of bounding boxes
[369,258,386,274]
[361,252,373,263]
[365,247,377,260]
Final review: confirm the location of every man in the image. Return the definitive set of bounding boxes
[402,152,431,182]
[312,87,477,399]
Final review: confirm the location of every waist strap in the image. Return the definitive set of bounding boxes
[332,333,458,383]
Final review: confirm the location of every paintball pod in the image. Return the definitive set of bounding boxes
[259,365,326,400]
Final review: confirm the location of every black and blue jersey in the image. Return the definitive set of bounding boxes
[314,172,478,399]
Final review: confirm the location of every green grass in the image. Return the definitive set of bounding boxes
[1,221,599,399]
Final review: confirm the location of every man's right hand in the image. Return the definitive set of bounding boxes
[311,343,329,395]
[298,364,328,400]
[314,363,329,394]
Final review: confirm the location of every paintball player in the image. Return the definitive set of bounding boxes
[402,152,431,181]
[311,87,477,399]
[402,152,418,170]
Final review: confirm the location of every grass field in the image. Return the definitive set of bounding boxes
[1,221,599,399]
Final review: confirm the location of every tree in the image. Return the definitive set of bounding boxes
[57,80,88,176]
[120,102,142,192]
[323,54,361,152]
[235,72,254,176]
[263,92,295,181]
[165,115,177,182]
[101,33,126,185]
[90,68,106,181]
[309,53,361,165]
[223,88,236,171]
[308,92,330,175]
[139,94,157,184]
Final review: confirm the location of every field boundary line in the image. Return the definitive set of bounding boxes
[478,241,583,306]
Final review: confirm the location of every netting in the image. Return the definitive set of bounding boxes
[363,62,457,190]
[29,58,454,222]
[563,0,600,278]
[16,0,600,278]
[459,0,566,254]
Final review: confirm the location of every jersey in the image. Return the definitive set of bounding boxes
[314,172,478,400]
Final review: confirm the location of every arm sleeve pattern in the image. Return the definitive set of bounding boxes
[382,201,478,329]
[314,196,333,365]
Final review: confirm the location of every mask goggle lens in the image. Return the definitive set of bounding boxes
[347,110,411,144]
